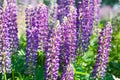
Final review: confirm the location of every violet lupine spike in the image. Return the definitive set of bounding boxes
[60,17,71,69]
[25,29,39,74]
[92,22,112,79]
[1,9,11,73]
[58,4,77,69]
[0,6,11,74]
[76,1,84,55]
[60,64,74,80]
[67,6,77,62]
[4,2,18,53]
[2,24,11,73]
[0,7,4,73]
[59,6,77,69]
[45,21,61,80]
[57,0,75,23]
[79,0,94,52]
[25,6,36,30]
[57,0,77,61]
[25,7,39,74]
[57,0,75,7]
[35,3,49,51]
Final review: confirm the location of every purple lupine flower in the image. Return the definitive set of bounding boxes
[76,1,83,54]
[57,0,75,7]
[57,0,75,23]
[45,21,61,80]
[60,63,74,80]
[25,6,34,30]
[67,6,77,62]
[25,29,38,74]
[59,17,71,69]
[59,6,77,70]
[4,1,18,53]
[77,0,94,52]
[92,22,112,79]
[57,0,77,62]
[25,7,39,74]
[0,7,11,73]
[0,7,4,73]
[2,23,11,73]
[34,3,49,51]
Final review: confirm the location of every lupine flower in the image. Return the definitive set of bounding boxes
[25,7,39,74]
[1,24,11,73]
[92,22,112,79]
[77,0,94,52]
[60,63,74,80]
[57,0,75,23]
[35,3,49,51]
[4,1,18,53]
[57,0,77,69]
[76,1,83,54]
[60,13,77,70]
[25,6,34,30]
[25,29,38,74]
[0,7,4,73]
[0,7,11,73]
[45,21,61,80]
[26,3,49,52]
[59,17,71,69]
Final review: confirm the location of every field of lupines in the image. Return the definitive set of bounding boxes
[0,0,120,80]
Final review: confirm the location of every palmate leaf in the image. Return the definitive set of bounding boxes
[103,72,114,80]
[108,62,120,78]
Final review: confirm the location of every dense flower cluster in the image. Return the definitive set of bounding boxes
[0,0,18,73]
[4,1,18,53]
[25,3,48,75]
[25,7,39,74]
[58,0,77,70]
[26,29,38,74]
[45,21,61,80]
[78,0,94,52]
[92,22,112,79]
[77,0,101,52]
[57,0,75,22]
[0,7,11,73]
[60,15,76,70]
[0,7,4,73]
[35,3,49,51]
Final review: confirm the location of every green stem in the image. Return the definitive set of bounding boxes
[12,70,15,80]
[74,68,87,75]
[3,71,7,80]
[75,71,88,75]
[3,53,7,80]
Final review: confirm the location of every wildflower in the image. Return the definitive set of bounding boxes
[92,22,112,79]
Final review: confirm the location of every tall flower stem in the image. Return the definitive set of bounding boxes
[92,22,112,79]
